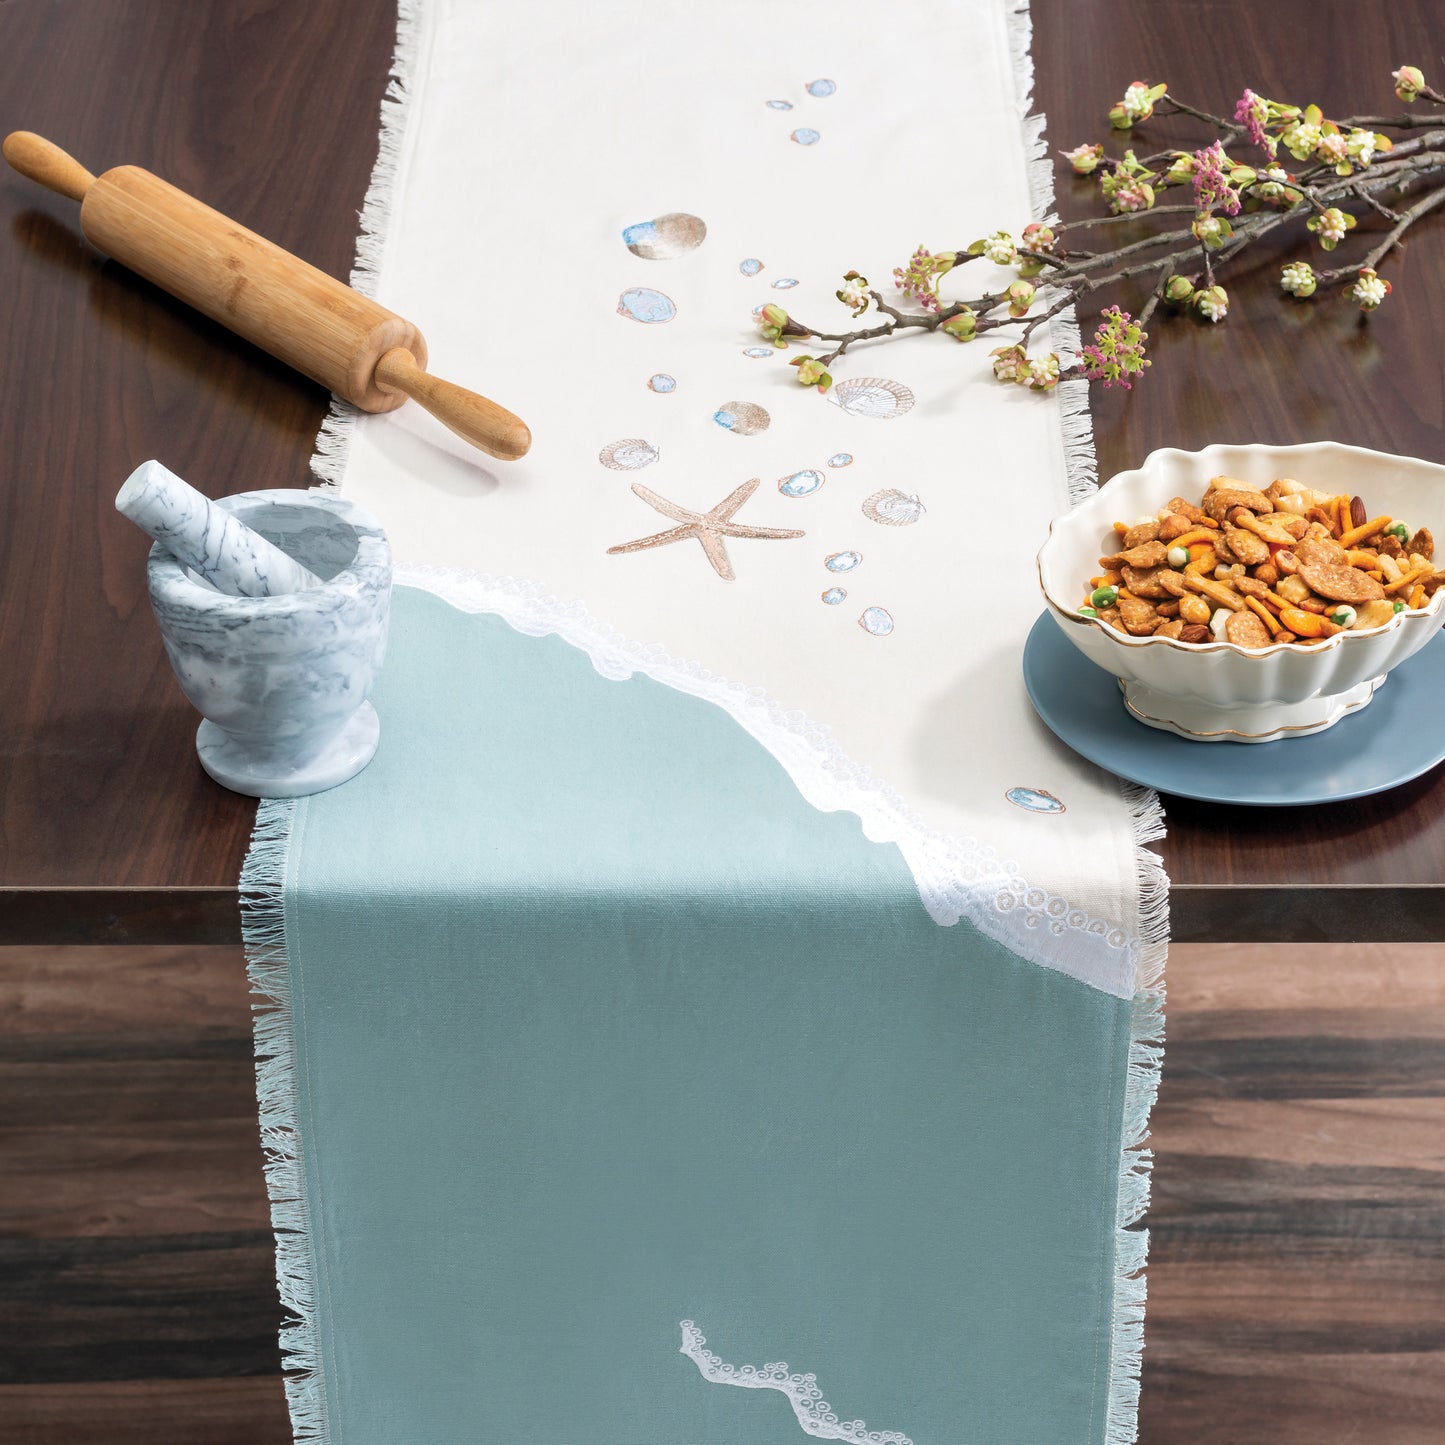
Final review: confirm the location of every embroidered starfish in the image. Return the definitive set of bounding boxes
[607,478,804,581]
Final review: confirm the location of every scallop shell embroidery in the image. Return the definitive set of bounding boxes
[827,452,853,468]
[862,489,925,526]
[858,606,894,636]
[647,374,677,393]
[821,587,847,605]
[791,128,821,146]
[1006,787,1065,815]
[824,550,863,573]
[617,287,677,323]
[778,469,825,498]
[827,377,915,419]
[599,439,659,470]
[713,401,771,436]
[621,213,707,260]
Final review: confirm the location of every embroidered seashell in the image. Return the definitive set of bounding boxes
[821,587,847,605]
[771,278,799,290]
[827,377,916,419]
[858,606,894,636]
[778,469,825,498]
[791,128,821,146]
[862,489,925,526]
[742,346,774,359]
[766,99,793,110]
[713,401,770,435]
[827,452,853,468]
[647,373,677,393]
[621,213,707,259]
[806,78,836,97]
[1006,787,1066,814]
[739,257,764,276]
[824,550,863,573]
[598,439,659,470]
[617,287,677,323]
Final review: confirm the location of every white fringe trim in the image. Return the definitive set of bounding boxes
[241,798,330,1442]
[1006,4,1169,1440]
[246,6,429,1440]
[310,0,427,488]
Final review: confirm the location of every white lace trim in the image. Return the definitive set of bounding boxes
[392,562,1139,999]
[679,1322,913,1445]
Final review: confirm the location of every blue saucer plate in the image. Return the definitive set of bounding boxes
[1022,611,1445,806]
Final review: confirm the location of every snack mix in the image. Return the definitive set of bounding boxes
[1078,477,1443,647]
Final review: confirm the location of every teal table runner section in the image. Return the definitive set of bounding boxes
[245,586,1152,1444]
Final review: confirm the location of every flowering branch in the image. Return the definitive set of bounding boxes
[759,65,1445,396]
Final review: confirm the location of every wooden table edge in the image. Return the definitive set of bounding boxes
[4,884,1443,947]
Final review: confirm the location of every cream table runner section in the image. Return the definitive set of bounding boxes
[320,0,1163,999]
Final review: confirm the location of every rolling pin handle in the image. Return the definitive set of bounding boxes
[373,348,532,462]
[3,131,97,202]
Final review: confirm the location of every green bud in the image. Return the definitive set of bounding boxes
[941,309,978,341]
[1164,275,1195,305]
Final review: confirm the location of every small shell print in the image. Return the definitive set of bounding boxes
[827,452,853,468]
[712,402,771,435]
[791,128,821,146]
[824,550,863,573]
[742,347,775,359]
[1006,787,1066,815]
[827,376,916,419]
[771,278,799,290]
[778,469,825,498]
[862,489,925,526]
[617,287,677,323]
[739,257,764,276]
[821,587,847,605]
[766,99,794,110]
[647,374,677,393]
[806,78,837,97]
[599,439,659,470]
[858,606,894,636]
[622,213,707,259]
[751,303,767,316]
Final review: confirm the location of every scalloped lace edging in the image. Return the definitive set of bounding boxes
[393,563,1140,998]
[680,1322,912,1444]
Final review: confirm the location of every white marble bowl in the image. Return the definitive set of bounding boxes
[148,489,391,795]
[1037,443,1445,741]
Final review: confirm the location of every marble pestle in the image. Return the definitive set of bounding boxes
[116,459,324,596]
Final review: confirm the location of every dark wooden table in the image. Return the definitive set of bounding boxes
[2,5,1443,1444]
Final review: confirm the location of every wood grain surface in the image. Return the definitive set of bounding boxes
[5,942,1442,1442]
[2,1,1445,940]
[2,1,1443,1441]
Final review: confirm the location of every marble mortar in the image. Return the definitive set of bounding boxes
[147,489,391,797]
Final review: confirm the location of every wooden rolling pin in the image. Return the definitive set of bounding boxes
[4,131,530,462]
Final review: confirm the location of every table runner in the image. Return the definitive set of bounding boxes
[243,2,1168,1440]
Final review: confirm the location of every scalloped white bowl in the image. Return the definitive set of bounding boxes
[1037,443,1445,741]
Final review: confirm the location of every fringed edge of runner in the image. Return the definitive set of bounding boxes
[311,0,428,488]
[1006,3,1167,1442]
[241,797,330,1443]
